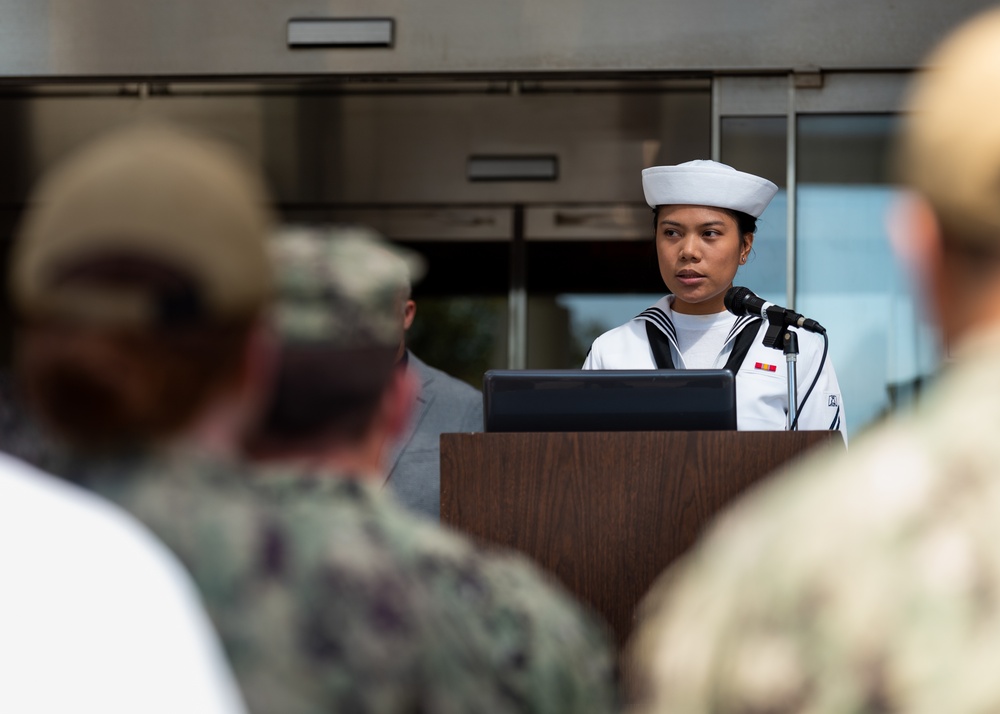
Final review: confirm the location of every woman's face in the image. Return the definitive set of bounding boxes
[655,204,752,315]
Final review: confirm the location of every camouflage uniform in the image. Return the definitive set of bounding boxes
[243,228,619,712]
[629,9,1000,712]
[10,123,616,714]
[628,329,1000,714]
[67,449,615,714]
[53,229,616,714]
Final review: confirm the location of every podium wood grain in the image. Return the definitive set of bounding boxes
[440,430,839,646]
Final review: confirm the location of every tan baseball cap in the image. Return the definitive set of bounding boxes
[11,123,275,326]
[897,7,1000,247]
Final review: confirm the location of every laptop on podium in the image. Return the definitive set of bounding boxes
[482,369,737,433]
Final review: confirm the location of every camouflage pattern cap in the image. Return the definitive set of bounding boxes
[11,123,275,326]
[270,225,426,346]
[898,6,1000,246]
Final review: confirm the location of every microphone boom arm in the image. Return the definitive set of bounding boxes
[760,307,800,429]
[725,286,831,432]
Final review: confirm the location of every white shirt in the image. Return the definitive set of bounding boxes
[0,452,246,714]
[583,295,847,440]
[671,311,733,368]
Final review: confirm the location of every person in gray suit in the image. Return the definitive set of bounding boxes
[385,268,483,521]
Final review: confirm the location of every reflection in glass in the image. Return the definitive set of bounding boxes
[402,241,509,390]
[721,116,787,306]
[406,296,508,389]
[525,239,664,369]
[555,294,666,367]
[796,114,940,436]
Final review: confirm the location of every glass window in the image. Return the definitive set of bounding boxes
[720,116,788,306]
[406,295,508,389]
[796,114,940,436]
[401,241,509,389]
[525,239,663,368]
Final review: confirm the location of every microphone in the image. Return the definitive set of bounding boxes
[724,286,826,334]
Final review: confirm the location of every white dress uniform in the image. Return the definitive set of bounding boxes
[583,295,847,439]
[594,158,847,440]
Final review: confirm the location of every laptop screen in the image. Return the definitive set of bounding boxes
[482,369,737,432]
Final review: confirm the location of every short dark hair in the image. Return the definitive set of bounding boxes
[241,342,400,458]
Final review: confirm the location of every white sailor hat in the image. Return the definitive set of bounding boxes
[642,159,779,218]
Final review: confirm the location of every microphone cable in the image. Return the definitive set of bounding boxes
[789,330,829,431]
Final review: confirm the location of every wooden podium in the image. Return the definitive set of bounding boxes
[440,430,840,646]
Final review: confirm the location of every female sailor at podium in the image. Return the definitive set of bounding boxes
[582,159,847,440]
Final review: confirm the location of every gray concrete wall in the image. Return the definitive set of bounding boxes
[0,0,993,79]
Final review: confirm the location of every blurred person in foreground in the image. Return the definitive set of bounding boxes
[0,369,69,473]
[384,259,482,521]
[245,224,617,712]
[626,8,1000,714]
[11,125,616,714]
[1,453,246,714]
